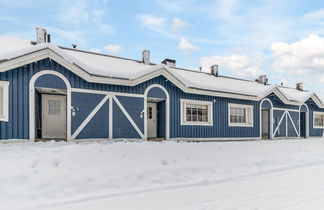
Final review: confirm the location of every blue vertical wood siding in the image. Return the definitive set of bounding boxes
[76,100,109,139]
[3,57,323,140]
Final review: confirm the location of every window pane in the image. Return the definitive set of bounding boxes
[230,106,248,124]
[49,100,60,115]
[184,102,210,123]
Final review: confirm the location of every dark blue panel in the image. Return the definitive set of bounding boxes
[35,90,41,138]
[76,100,109,139]
[300,104,308,112]
[157,101,166,137]
[288,111,299,132]
[267,94,299,110]
[148,87,166,98]
[113,101,141,138]
[35,74,66,89]
[261,100,272,109]
[116,96,144,133]
[273,110,286,137]
[300,112,306,137]
[287,116,298,137]
[71,92,105,134]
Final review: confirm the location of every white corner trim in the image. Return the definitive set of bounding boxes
[259,98,273,139]
[71,95,109,139]
[29,70,72,141]
[180,99,213,126]
[0,80,9,122]
[113,95,144,139]
[144,84,170,140]
[228,103,254,127]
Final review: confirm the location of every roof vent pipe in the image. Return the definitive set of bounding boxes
[210,65,219,76]
[296,82,303,91]
[142,50,150,65]
[36,27,47,44]
[258,75,268,85]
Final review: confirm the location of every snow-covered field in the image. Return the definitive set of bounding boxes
[2,138,324,210]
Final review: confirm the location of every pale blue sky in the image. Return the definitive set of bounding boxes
[1,0,324,93]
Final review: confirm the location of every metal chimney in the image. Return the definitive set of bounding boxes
[210,65,219,76]
[296,82,303,91]
[142,50,150,65]
[258,75,268,85]
[36,27,47,44]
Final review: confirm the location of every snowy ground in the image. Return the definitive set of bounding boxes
[2,138,324,210]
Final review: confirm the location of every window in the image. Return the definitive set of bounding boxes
[148,107,152,119]
[180,99,213,126]
[0,81,9,122]
[228,103,253,127]
[313,112,324,128]
[48,100,61,115]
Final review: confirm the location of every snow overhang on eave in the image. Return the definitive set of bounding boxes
[1,47,321,104]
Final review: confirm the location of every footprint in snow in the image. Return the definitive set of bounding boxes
[52,160,60,167]
[161,160,168,165]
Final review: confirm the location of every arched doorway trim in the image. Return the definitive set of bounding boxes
[144,84,170,140]
[29,70,71,141]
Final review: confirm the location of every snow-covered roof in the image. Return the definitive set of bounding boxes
[277,87,314,103]
[170,68,274,97]
[0,35,323,106]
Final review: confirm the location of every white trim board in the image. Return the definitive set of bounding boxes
[259,98,273,139]
[273,107,299,112]
[71,88,144,98]
[144,84,170,140]
[0,80,9,122]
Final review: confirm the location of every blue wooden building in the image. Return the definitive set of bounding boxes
[1,28,324,142]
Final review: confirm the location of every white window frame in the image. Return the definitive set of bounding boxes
[313,111,324,129]
[0,81,9,122]
[180,99,213,126]
[228,103,254,127]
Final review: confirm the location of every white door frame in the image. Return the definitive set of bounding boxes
[144,84,170,140]
[259,98,273,139]
[29,70,71,141]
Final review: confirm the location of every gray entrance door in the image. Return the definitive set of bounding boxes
[42,94,67,139]
[147,102,157,138]
[261,109,270,139]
